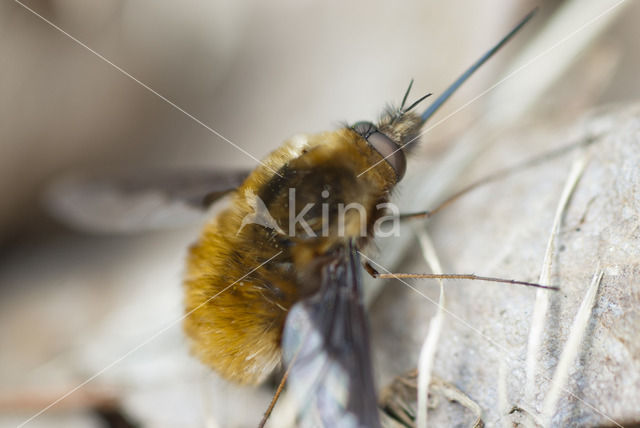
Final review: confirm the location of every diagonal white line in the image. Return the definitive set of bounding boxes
[414,230,445,428]
[16,251,282,428]
[14,0,282,178]
[358,252,623,428]
[357,0,625,178]
[526,156,589,401]
[541,270,604,427]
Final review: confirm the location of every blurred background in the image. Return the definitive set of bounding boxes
[1,0,639,427]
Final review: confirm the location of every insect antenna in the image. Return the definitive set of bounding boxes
[400,79,415,111]
[391,79,431,126]
[403,92,432,115]
[420,8,537,124]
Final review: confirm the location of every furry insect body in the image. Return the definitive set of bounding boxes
[181,11,536,425]
[39,9,537,426]
[183,119,415,384]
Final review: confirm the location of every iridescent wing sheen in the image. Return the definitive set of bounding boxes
[45,168,251,233]
[282,240,381,428]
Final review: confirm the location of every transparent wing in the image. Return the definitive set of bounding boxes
[282,241,381,428]
[45,168,251,233]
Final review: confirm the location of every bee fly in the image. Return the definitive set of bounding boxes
[179,9,550,428]
[47,9,557,428]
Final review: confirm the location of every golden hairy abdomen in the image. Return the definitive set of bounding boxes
[183,216,296,384]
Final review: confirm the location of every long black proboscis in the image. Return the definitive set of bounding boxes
[420,8,537,123]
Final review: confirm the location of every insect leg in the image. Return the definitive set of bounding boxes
[399,136,598,222]
[257,360,295,428]
[373,271,558,290]
[363,261,380,278]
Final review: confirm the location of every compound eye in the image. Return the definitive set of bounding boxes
[351,122,406,181]
[352,121,377,138]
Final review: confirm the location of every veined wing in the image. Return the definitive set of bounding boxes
[45,168,251,233]
[282,240,381,428]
